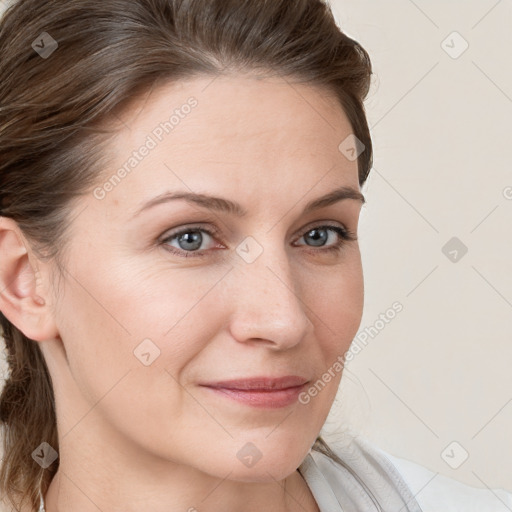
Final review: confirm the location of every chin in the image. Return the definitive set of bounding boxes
[228,442,309,482]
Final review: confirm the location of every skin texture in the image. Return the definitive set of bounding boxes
[0,74,365,512]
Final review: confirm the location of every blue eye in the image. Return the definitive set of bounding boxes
[160,224,357,258]
[296,225,357,253]
[161,227,218,257]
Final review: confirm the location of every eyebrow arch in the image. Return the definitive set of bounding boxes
[131,185,365,219]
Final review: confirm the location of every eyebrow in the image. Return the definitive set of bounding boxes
[131,185,365,219]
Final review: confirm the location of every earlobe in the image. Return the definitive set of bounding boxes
[0,217,58,342]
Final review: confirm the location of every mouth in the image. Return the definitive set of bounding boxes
[198,376,309,409]
[200,375,309,390]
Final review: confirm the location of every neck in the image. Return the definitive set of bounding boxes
[42,466,318,512]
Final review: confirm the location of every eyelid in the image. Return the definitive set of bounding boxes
[299,219,348,236]
[160,220,350,242]
[159,222,222,242]
[159,220,356,257]
[159,223,222,254]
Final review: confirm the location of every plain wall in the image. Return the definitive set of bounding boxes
[322,0,512,491]
[0,0,511,501]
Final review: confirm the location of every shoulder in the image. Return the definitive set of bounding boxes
[307,434,512,512]
[371,443,512,512]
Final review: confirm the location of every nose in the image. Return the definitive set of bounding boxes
[226,247,314,350]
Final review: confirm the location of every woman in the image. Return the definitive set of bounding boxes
[0,0,510,511]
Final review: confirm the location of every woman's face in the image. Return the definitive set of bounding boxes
[42,74,365,483]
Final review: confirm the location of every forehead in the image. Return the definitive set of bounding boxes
[91,74,360,217]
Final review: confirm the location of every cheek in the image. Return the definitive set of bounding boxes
[50,260,174,382]
[53,266,226,462]
[295,257,363,415]
[112,260,229,335]
[308,257,364,349]
[57,259,232,397]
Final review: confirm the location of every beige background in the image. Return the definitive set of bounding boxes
[1,0,511,500]
[323,0,512,492]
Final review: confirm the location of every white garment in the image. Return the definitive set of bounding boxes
[378,449,512,512]
[298,435,512,511]
[38,435,512,511]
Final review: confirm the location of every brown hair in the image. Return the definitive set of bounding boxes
[0,0,373,509]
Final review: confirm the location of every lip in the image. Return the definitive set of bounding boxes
[200,375,309,390]
[198,376,309,409]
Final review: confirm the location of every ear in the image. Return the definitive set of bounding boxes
[0,216,59,342]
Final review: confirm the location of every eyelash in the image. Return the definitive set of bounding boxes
[160,223,357,258]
